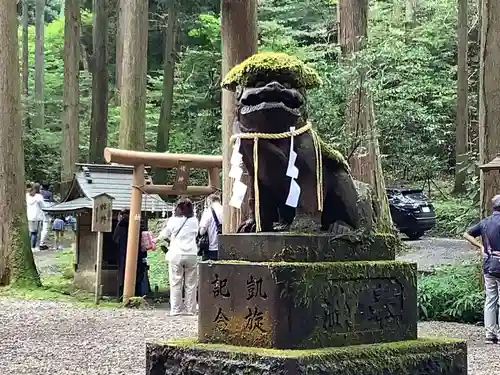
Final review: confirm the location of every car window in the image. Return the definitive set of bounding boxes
[402,191,427,201]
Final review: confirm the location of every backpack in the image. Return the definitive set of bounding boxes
[140,231,156,252]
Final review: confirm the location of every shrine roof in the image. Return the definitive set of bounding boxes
[43,163,173,214]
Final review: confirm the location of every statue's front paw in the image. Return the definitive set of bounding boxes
[273,222,290,232]
[237,218,256,233]
[328,221,353,235]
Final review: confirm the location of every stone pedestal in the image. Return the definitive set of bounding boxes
[146,338,467,375]
[198,261,417,348]
[217,232,396,262]
[146,233,467,375]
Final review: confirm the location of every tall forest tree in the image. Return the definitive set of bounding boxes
[479,0,500,217]
[155,3,178,183]
[34,0,45,128]
[405,0,417,28]
[339,0,368,172]
[21,0,29,97]
[118,0,149,151]
[0,0,40,287]
[115,0,123,105]
[221,0,258,233]
[339,0,393,232]
[454,0,468,193]
[61,0,81,193]
[88,0,109,163]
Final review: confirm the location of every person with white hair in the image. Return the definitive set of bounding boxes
[464,194,500,344]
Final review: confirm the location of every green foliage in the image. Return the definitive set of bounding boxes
[0,249,117,306]
[319,136,349,169]
[148,245,169,292]
[17,0,63,23]
[22,16,92,184]
[418,262,484,323]
[361,0,458,177]
[0,245,169,305]
[9,215,41,288]
[429,196,479,237]
[20,0,479,209]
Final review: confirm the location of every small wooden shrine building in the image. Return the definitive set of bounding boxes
[44,163,172,296]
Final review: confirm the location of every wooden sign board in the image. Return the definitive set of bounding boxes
[172,161,190,192]
[91,193,114,233]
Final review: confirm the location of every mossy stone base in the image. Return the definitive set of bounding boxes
[146,338,467,375]
[198,261,417,349]
[218,232,396,262]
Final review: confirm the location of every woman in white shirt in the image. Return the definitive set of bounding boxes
[26,183,46,252]
[157,198,199,316]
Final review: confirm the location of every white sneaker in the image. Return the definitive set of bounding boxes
[32,247,39,252]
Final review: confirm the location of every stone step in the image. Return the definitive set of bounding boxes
[198,260,417,349]
[218,232,397,262]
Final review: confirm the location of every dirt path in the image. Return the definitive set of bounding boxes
[0,298,195,375]
[0,298,493,375]
[396,236,478,272]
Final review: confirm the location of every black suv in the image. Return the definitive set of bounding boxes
[386,187,436,240]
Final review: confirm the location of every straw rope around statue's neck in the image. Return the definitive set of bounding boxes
[230,121,323,232]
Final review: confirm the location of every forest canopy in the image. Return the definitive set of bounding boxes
[19,0,473,193]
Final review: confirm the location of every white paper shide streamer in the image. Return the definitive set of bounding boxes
[229,137,247,209]
[285,126,301,208]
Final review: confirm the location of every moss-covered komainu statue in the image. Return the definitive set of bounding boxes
[222,52,360,234]
[145,52,467,375]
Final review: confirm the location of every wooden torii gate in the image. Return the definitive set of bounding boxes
[104,147,222,302]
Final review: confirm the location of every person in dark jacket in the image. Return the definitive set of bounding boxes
[113,209,149,299]
[464,195,500,344]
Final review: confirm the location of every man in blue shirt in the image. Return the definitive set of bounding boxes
[464,195,500,344]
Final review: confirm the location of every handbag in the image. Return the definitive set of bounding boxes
[197,208,221,256]
[197,232,210,256]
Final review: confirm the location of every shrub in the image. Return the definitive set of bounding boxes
[429,197,479,238]
[418,261,484,323]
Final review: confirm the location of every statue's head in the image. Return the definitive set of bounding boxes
[222,52,321,133]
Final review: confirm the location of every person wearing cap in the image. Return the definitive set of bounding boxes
[464,194,500,344]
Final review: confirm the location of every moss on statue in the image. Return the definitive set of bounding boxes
[302,324,416,349]
[268,260,417,308]
[162,337,463,358]
[217,232,398,262]
[199,259,416,348]
[317,134,350,170]
[222,52,322,91]
[147,338,467,375]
